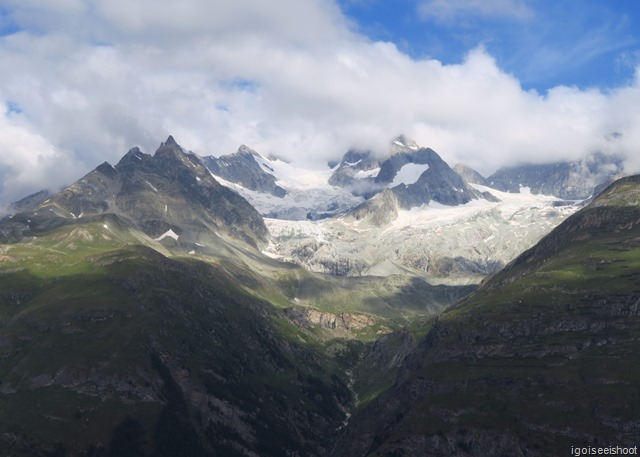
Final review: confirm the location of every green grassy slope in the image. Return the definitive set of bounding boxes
[0,207,468,456]
[0,217,354,456]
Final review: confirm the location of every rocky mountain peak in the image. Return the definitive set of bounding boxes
[163,134,178,147]
[202,145,286,198]
[2,136,269,248]
[395,155,485,207]
[236,144,258,156]
[391,135,420,151]
[453,163,488,186]
[116,147,149,168]
[95,161,119,179]
[329,139,490,208]
[154,135,186,159]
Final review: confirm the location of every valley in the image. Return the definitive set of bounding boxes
[0,135,633,456]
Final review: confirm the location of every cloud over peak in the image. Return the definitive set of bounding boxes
[0,0,639,205]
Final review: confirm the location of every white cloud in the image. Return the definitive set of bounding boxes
[417,0,534,22]
[0,105,76,204]
[0,0,639,205]
[93,0,353,50]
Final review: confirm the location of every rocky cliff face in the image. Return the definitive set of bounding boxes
[286,308,377,332]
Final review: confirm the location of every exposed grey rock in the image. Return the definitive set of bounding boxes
[7,189,53,214]
[286,308,377,331]
[202,145,286,197]
[388,148,484,208]
[203,145,364,221]
[349,189,399,227]
[487,152,623,199]
[328,149,382,198]
[453,163,487,186]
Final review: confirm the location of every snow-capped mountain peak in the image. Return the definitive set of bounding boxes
[204,136,494,222]
[202,146,287,198]
[202,147,363,220]
[329,137,491,209]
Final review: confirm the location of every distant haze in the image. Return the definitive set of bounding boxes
[1,0,640,205]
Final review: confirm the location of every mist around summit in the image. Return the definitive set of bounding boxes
[2,1,640,206]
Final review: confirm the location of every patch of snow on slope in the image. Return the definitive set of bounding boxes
[354,167,380,179]
[265,184,580,284]
[253,155,276,175]
[211,160,363,220]
[391,163,429,186]
[154,229,179,241]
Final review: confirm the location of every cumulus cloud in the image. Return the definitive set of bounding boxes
[0,105,75,204]
[0,0,639,205]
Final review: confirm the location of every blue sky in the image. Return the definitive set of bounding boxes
[0,0,640,205]
[340,0,640,91]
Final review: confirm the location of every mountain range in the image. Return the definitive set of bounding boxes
[1,137,267,249]
[204,136,611,284]
[0,134,634,456]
